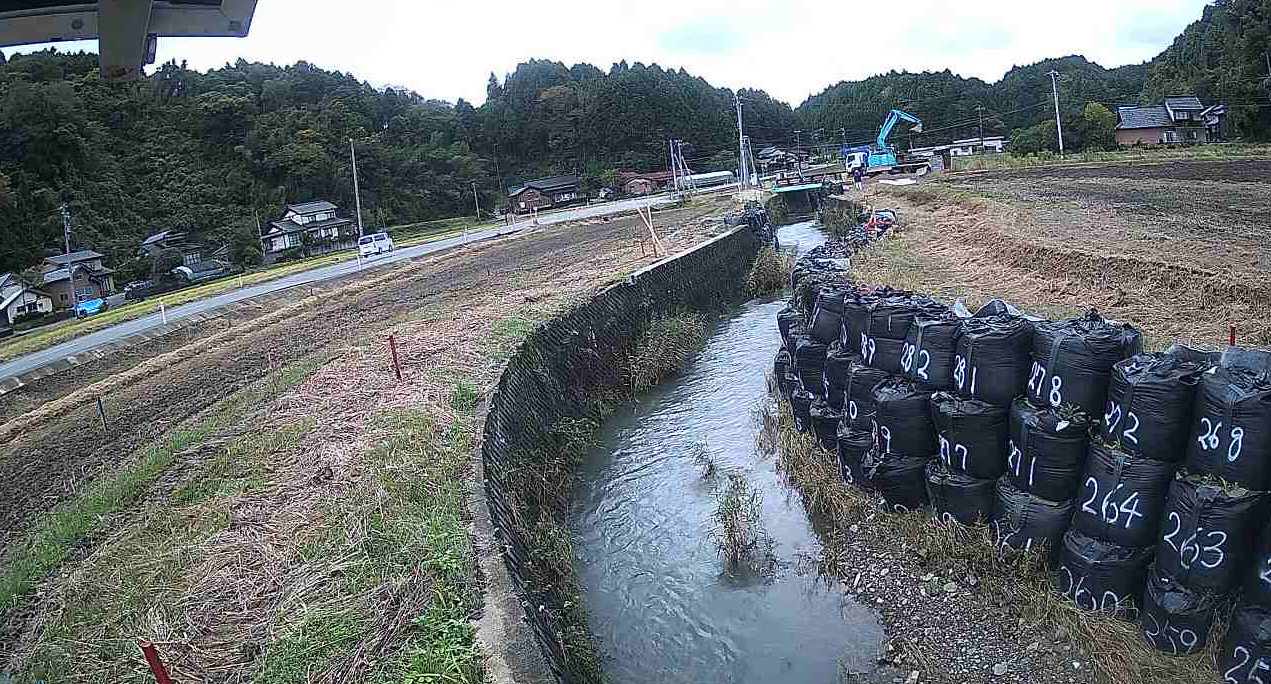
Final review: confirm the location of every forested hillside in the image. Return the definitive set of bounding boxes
[0,0,1267,275]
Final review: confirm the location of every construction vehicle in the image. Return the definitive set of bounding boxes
[848,109,931,176]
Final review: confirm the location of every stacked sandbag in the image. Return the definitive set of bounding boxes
[902,311,964,391]
[1054,529,1153,618]
[773,347,792,390]
[809,397,842,452]
[792,334,829,398]
[809,289,847,345]
[823,341,857,411]
[791,388,815,434]
[837,423,874,489]
[993,476,1075,555]
[1102,353,1205,461]
[776,302,802,351]
[1220,606,1271,681]
[843,362,890,431]
[1140,564,1216,656]
[872,377,937,459]
[926,461,995,524]
[857,294,945,374]
[1027,310,1142,416]
[861,447,929,513]
[928,393,1006,525]
[1153,476,1268,596]
[954,314,1034,406]
[1184,366,1271,490]
[1007,398,1091,502]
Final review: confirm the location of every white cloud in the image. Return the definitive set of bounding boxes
[2,0,1209,105]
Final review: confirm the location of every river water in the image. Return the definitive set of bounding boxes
[572,220,884,684]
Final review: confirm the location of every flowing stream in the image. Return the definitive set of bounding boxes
[572,220,883,684]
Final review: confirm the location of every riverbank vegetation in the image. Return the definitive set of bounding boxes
[746,245,794,296]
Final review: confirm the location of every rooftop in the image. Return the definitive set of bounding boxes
[141,230,185,247]
[264,216,353,237]
[509,175,579,196]
[1116,105,1173,130]
[286,200,338,215]
[45,249,104,265]
[1164,96,1204,111]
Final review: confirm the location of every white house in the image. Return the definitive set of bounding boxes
[0,272,54,328]
[259,200,355,264]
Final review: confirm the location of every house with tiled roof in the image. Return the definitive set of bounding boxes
[259,200,356,264]
[506,176,581,214]
[1115,95,1226,146]
[0,272,53,331]
[40,250,116,309]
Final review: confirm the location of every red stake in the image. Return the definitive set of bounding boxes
[389,334,402,381]
[1230,323,1237,347]
[139,642,173,684]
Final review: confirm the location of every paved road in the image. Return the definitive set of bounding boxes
[0,193,689,382]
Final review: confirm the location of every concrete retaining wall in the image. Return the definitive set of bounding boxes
[469,225,763,683]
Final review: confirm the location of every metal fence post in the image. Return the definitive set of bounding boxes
[139,642,173,684]
[389,334,402,381]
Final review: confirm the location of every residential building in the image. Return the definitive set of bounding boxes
[910,136,1006,159]
[0,273,54,328]
[40,250,116,309]
[1115,96,1225,146]
[259,200,355,264]
[506,176,581,214]
[138,229,228,267]
[620,171,674,196]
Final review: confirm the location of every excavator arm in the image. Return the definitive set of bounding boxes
[876,109,924,150]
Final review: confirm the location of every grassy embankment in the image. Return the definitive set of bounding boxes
[0,217,492,364]
[950,143,1271,173]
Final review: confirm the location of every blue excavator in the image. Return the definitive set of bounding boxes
[843,108,931,176]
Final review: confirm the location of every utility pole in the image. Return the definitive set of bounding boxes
[976,105,985,148]
[471,180,480,220]
[349,138,366,237]
[734,93,746,189]
[60,203,72,255]
[1047,70,1065,156]
[668,139,677,193]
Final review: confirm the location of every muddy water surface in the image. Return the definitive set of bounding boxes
[572,221,883,683]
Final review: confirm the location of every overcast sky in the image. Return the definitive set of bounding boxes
[3,0,1208,106]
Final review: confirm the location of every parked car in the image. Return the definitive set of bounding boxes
[358,232,395,258]
[75,298,108,318]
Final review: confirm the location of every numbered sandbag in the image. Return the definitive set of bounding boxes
[872,378,937,457]
[1155,477,1268,595]
[925,461,995,525]
[1027,310,1143,416]
[1072,440,1176,549]
[994,476,1074,555]
[861,448,930,513]
[861,334,906,373]
[779,365,799,403]
[1220,605,1271,682]
[809,290,847,345]
[810,398,842,452]
[902,313,963,391]
[843,287,910,353]
[837,424,874,489]
[1054,529,1152,619]
[823,343,856,411]
[1007,398,1091,501]
[791,388,814,434]
[1246,523,1271,607]
[774,347,792,385]
[931,393,1009,479]
[1102,354,1205,463]
[845,362,890,431]
[1140,564,1215,656]
[954,315,1033,406]
[793,335,828,397]
[1185,366,1271,490]
[777,303,801,349]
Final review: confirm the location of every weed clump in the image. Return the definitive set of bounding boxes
[746,245,794,296]
[712,473,777,577]
[623,312,708,395]
[691,442,718,481]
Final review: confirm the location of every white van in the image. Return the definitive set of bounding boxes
[358,232,395,258]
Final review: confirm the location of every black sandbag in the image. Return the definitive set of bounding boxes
[841,289,874,355]
[903,313,962,391]
[1223,346,1271,380]
[1165,342,1222,367]
[791,388,814,434]
[810,398,842,452]
[1027,310,1143,416]
[868,295,947,341]
[779,366,799,403]
[955,315,1033,406]
[931,393,1009,479]
[837,424,874,489]
[1184,366,1271,490]
[872,378,937,457]
[1072,440,1176,549]
[793,335,829,397]
[862,335,906,373]
[861,448,930,513]
[844,289,921,353]
[809,290,847,345]
[823,343,857,411]
[845,362,890,431]
[1140,564,1215,656]
[1054,529,1152,618]
[1007,398,1091,501]
[774,347,792,384]
[1155,477,1268,595]
[777,303,801,348]
[1220,605,1271,682]
[1246,523,1271,607]
[925,461,994,525]
[1102,353,1204,462]
[974,299,1021,318]
[994,476,1074,555]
